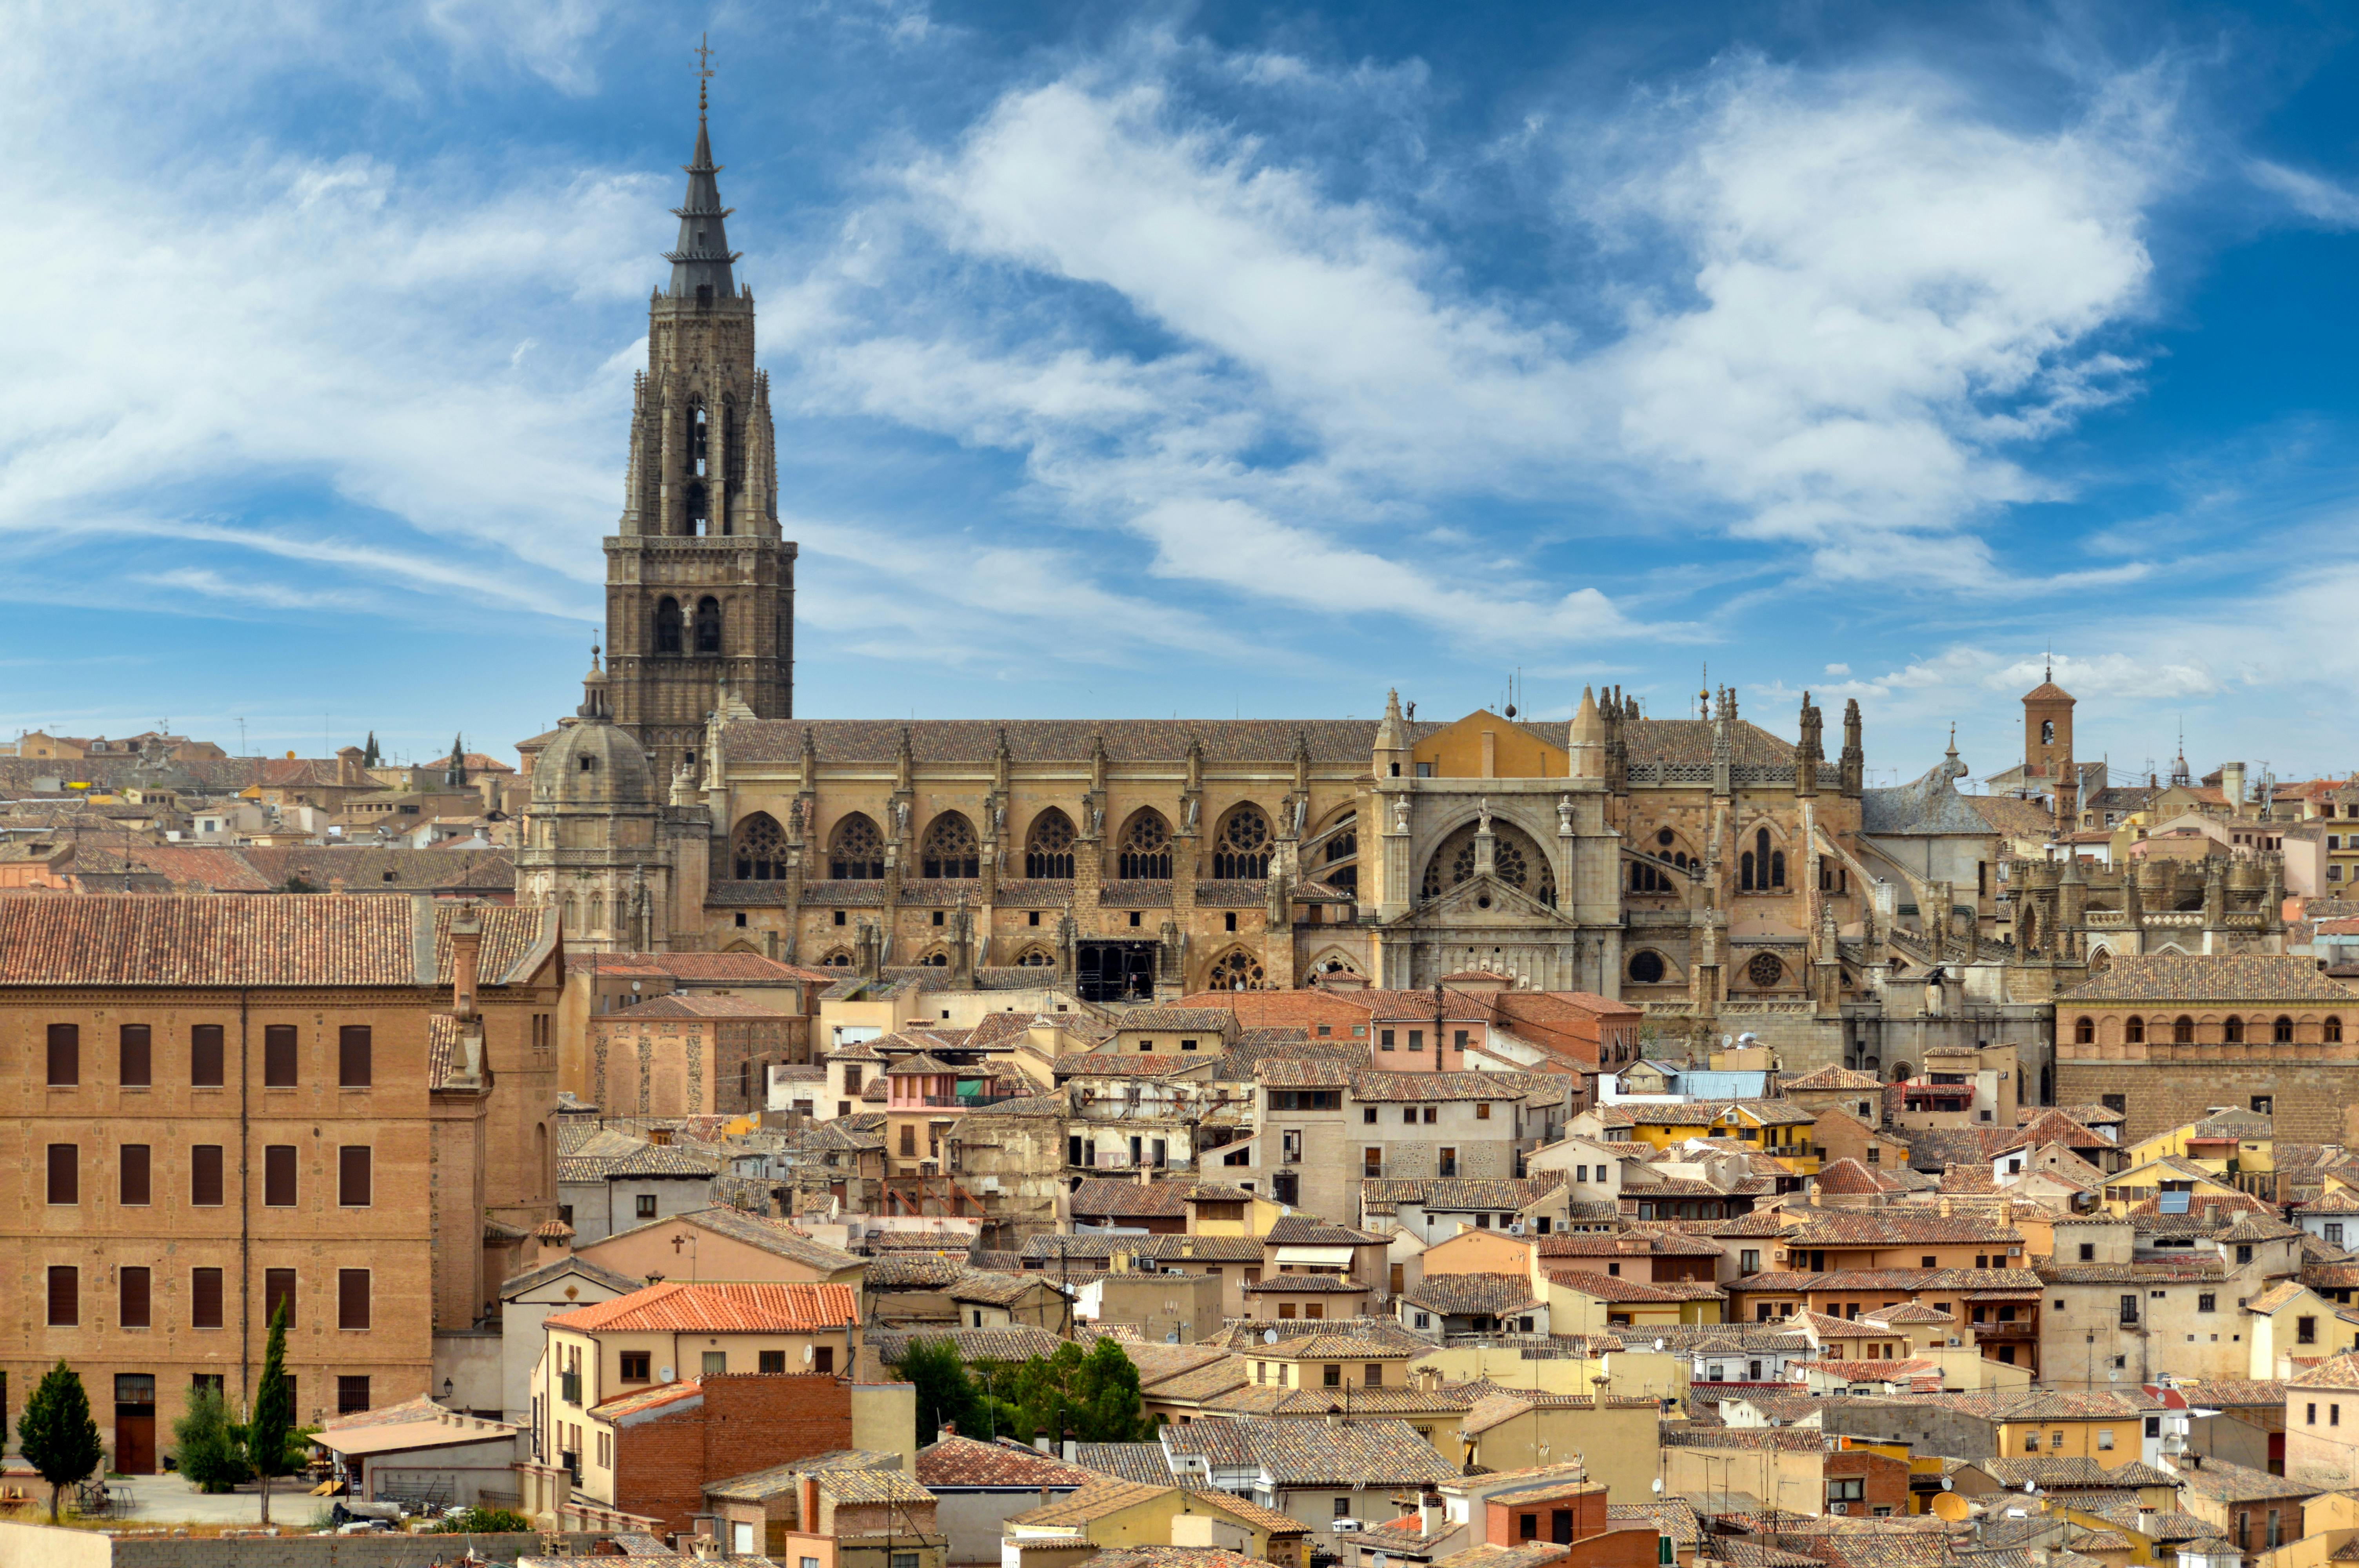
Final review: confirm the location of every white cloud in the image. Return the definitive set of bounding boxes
[2246,158,2359,229]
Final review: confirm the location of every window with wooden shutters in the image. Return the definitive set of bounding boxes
[338,1270,370,1331]
[191,1145,225,1207]
[192,1268,224,1329]
[120,1145,151,1206]
[120,1267,151,1329]
[338,1026,371,1088]
[339,1147,371,1207]
[47,1266,78,1326]
[264,1269,296,1326]
[190,1025,225,1087]
[264,1025,298,1087]
[264,1145,297,1207]
[47,1023,78,1085]
[120,1025,152,1087]
[47,1144,77,1205]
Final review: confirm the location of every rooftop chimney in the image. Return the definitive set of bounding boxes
[451,900,483,1021]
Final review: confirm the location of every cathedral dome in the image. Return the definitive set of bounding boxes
[534,657,656,809]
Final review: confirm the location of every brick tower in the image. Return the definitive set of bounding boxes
[2023,667,2077,835]
[605,65,794,780]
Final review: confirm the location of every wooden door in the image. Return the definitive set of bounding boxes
[114,1410,154,1474]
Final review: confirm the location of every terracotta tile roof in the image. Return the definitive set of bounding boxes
[1401,1273,1544,1316]
[1783,1067,1886,1090]
[545,1281,859,1334]
[2168,1379,2286,1406]
[1537,1229,1722,1258]
[1199,1319,1429,1357]
[1545,1270,1711,1303]
[573,950,820,982]
[1780,1213,2021,1245]
[1069,1180,1193,1218]
[700,1450,901,1500]
[1432,1547,1572,1568]
[1264,1216,1389,1245]
[1007,1479,1174,1527]
[1069,1443,1176,1485]
[0,892,551,987]
[1161,1416,1459,1486]
[1256,1058,1356,1088]
[1617,1099,1820,1126]
[870,1325,1070,1364]
[814,1467,938,1505]
[2290,1351,2359,1388]
[2063,954,2359,1003]
[1363,1175,1566,1212]
[1243,1274,1369,1294]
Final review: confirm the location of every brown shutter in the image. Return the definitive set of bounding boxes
[120,1267,151,1329]
[47,1266,78,1326]
[264,1269,297,1327]
[191,1145,225,1207]
[338,1269,371,1331]
[191,1267,224,1329]
[120,1145,151,1206]
[46,1022,78,1086]
[339,1147,371,1208]
[120,1025,152,1087]
[263,1025,298,1087]
[190,1024,225,1087]
[47,1143,77,1205]
[338,1026,371,1088]
[264,1145,297,1207]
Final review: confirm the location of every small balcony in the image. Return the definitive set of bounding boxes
[921,1093,1024,1109]
[1973,1319,2038,1341]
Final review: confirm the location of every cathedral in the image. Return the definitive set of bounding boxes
[518,91,2077,1070]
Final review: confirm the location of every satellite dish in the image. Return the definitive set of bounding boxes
[804,1345,816,1364]
[1654,1338,1667,1352]
[659,1365,674,1382]
[1652,1479,1665,1494]
[1264,1329,1280,1345]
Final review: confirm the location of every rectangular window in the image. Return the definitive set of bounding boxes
[47,1022,79,1086]
[702,1351,728,1376]
[1423,1106,1438,1124]
[263,1024,298,1087]
[191,1024,225,1087]
[338,1270,370,1330]
[47,1266,78,1326]
[192,1267,224,1329]
[1476,1103,1492,1121]
[192,1145,225,1207]
[1380,1029,1395,1051]
[47,1143,78,1205]
[1365,1148,1383,1177]
[1520,1515,1539,1542]
[120,1024,152,1087]
[2099,1429,2115,1450]
[620,1352,650,1382]
[338,1376,371,1415]
[120,1267,151,1329]
[635,1193,658,1219]
[338,1026,371,1088]
[264,1145,297,1207]
[814,1347,834,1374]
[338,1147,371,1208]
[1409,1030,1425,1051]
[120,1144,151,1206]
[1439,1147,1459,1178]
[900,1125,916,1156]
[265,1269,297,1326]
[2199,1292,2216,1313]
[760,1350,787,1374]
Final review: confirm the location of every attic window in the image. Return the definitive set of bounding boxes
[382,871,396,883]
[578,756,596,773]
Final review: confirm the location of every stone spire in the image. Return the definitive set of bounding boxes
[665,41,740,302]
[1839,699,1864,798]
[1569,685,1605,779]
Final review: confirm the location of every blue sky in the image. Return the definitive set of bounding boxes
[4,2,2359,787]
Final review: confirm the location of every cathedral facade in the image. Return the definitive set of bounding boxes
[523,95,1966,1059]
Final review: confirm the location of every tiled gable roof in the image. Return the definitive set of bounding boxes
[1362,1174,1566,1212]
[1160,1416,1459,1486]
[1401,1273,1544,1316]
[915,1434,1104,1488]
[2063,954,2359,1003]
[545,1281,858,1334]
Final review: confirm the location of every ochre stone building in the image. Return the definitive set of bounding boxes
[0,895,561,1466]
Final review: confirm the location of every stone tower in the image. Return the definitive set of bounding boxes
[2023,668,2077,832]
[605,73,794,780]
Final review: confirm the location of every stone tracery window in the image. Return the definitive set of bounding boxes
[828,814,885,880]
[819,948,854,967]
[1209,948,1266,990]
[732,811,788,880]
[1118,811,1172,880]
[920,812,980,878]
[1740,826,1787,892]
[1015,946,1057,967]
[918,948,950,967]
[1214,807,1272,879]
[1628,950,1668,985]
[1025,810,1076,879]
[1746,952,1784,988]
[1322,817,1358,895]
[1420,818,1552,902]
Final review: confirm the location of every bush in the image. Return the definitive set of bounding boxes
[172,1384,252,1494]
[434,1507,534,1534]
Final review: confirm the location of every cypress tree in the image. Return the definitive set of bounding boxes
[248,1299,295,1524]
[17,1360,103,1522]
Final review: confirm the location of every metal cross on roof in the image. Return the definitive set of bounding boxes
[694,32,714,113]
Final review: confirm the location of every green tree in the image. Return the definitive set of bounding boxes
[433,1506,534,1534]
[17,1361,104,1522]
[170,1383,251,1494]
[1069,1338,1156,1442]
[894,1338,985,1445]
[248,1299,296,1523]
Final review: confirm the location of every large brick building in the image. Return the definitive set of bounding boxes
[2054,955,2359,1141]
[0,894,561,1468]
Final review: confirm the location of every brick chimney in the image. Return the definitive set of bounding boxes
[451,901,483,1021]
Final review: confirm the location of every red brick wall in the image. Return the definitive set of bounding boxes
[1824,1451,1909,1516]
[615,1374,856,1534]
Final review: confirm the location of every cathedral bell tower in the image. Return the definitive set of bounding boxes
[605,55,794,780]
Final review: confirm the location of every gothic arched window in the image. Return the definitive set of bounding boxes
[694,596,722,654]
[1740,850,1756,891]
[685,480,709,537]
[1771,849,1786,888]
[828,814,885,880]
[654,596,684,655]
[1214,807,1272,879]
[690,396,709,479]
[1322,820,1358,896]
[2042,720,2055,745]
[1015,946,1056,967]
[1118,812,1172,880]
[587,891,605,932]
[820,948,854,967]
[921,812,979,878]
[1208,948,1265,991]
[733,812,788,881]
[1025,809,1076,879]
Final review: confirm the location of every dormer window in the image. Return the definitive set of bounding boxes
[578,756,596,773]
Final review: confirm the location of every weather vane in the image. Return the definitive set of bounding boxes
[694,32,714,114]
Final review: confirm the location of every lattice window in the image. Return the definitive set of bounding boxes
[829,815,884,880]
[732,813,788,881]
[1119,812,1172,880]
[1026,810,1076,879]
[1746,953,1783,988]
[1209,949,1266,990]
[921,813,979,878]
[1214,807,1271,879]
